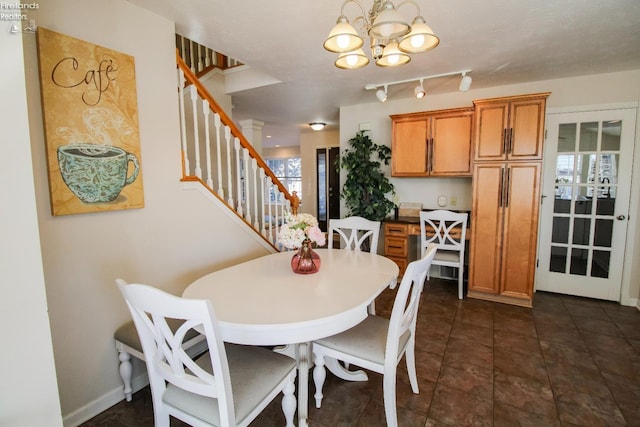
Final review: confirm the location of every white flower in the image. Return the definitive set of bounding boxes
[277,213,326,249]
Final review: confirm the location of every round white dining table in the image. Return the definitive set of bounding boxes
[183,248,399,427]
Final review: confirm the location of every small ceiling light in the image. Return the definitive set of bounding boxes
[459,72,472,92]
[309,122,326,131]
[414,79,426,99]
[335,48,370,69]
[375,41,410,67]
[376,85,388,102]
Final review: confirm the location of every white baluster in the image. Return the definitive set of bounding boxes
[190,39,196,73]
[179,35,186,64]
[243,148,251,224]
[197,43,203,73]
[202,99,213,189]
[177,68,189,175]
[213,114,223,198]
[268,177,274,243]
[205,48,211,68]
[190,86,202,179]
[260,169,266,237]
[252,158,259,230]
[225,127,233,206]
[234,138,243,217]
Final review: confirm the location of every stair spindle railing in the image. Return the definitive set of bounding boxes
[176,52,294,250]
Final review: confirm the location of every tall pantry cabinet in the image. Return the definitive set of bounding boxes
[468,93,550,307]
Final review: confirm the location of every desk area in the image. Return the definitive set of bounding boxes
[383,212,470,277]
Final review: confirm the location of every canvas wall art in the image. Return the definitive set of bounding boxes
[37,27,144,216]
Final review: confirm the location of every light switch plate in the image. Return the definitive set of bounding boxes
[437,195,447,207]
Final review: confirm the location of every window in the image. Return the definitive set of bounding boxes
[266,158,302,201]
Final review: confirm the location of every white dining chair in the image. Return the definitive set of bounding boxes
[328,216,381,253]
[419,210,468,299]
[311,244,437,427]
[116,279,297,427]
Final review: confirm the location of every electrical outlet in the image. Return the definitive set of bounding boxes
[450,196,457,206]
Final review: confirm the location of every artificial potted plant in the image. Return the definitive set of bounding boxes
[338,130,396,222]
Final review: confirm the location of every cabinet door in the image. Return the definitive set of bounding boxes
[473,102,509,162]
[468,163,504,294]
[507,98,546,160]
[431,112,473,176]
[499,162,541,300]
[391,120,428,176]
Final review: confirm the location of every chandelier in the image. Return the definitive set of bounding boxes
[324,0,439,69]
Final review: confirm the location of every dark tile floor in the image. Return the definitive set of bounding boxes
[82,278,640,426]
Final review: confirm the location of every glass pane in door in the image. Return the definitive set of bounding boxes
[549,119,621,280]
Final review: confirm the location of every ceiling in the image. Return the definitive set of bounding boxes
[127,0,640,147]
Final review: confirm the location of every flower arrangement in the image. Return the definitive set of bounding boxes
[278,213,326,249]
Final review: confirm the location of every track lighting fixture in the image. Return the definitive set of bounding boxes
[376,85,388,102]
[365,69,471,102]
[459,72,472,92]
[414,79,425,99]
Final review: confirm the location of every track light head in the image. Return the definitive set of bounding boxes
[376,85,388,102]
[459,72,472,92]
[414,79,425,99]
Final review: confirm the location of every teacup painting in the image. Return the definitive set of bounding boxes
[58,144,140,203]
[37,28,144,215]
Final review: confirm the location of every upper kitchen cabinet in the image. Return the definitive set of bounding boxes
[391,107,474,177]
[473,93,550,162]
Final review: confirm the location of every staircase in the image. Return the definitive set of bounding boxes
[175,45,296,250]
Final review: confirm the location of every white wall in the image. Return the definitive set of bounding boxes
[340,70,640,303]
[0,23,63,427]
[23,0,270,424]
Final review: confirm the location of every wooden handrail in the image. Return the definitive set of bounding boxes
[176,52,293,203]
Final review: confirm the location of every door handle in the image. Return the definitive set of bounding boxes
[616,215,626,220]
[504,167,511,207]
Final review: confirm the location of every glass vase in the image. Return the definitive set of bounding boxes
[291,239,321,274]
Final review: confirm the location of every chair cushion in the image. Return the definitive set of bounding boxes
[114,319,201,352]
[315,315,410,365]
[433,250,462,264]
[163,344,296,426]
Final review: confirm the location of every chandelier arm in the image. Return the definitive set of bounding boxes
[395,0,421,16]
[341,0,371,29]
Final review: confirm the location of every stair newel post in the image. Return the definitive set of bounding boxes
[225,127,233,206]
[214,113,223,198]
[267,176,274,243]
[202,100,213,189]
[177,68,190,176]
[189,86,202,179]
[234,137,243,217]
[260,169,267,237]
[243,148,252,224]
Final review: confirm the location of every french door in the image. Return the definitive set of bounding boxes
[536,108,636,300]
[316,147,340,231]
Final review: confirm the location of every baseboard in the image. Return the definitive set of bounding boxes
[62,373,149,427]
